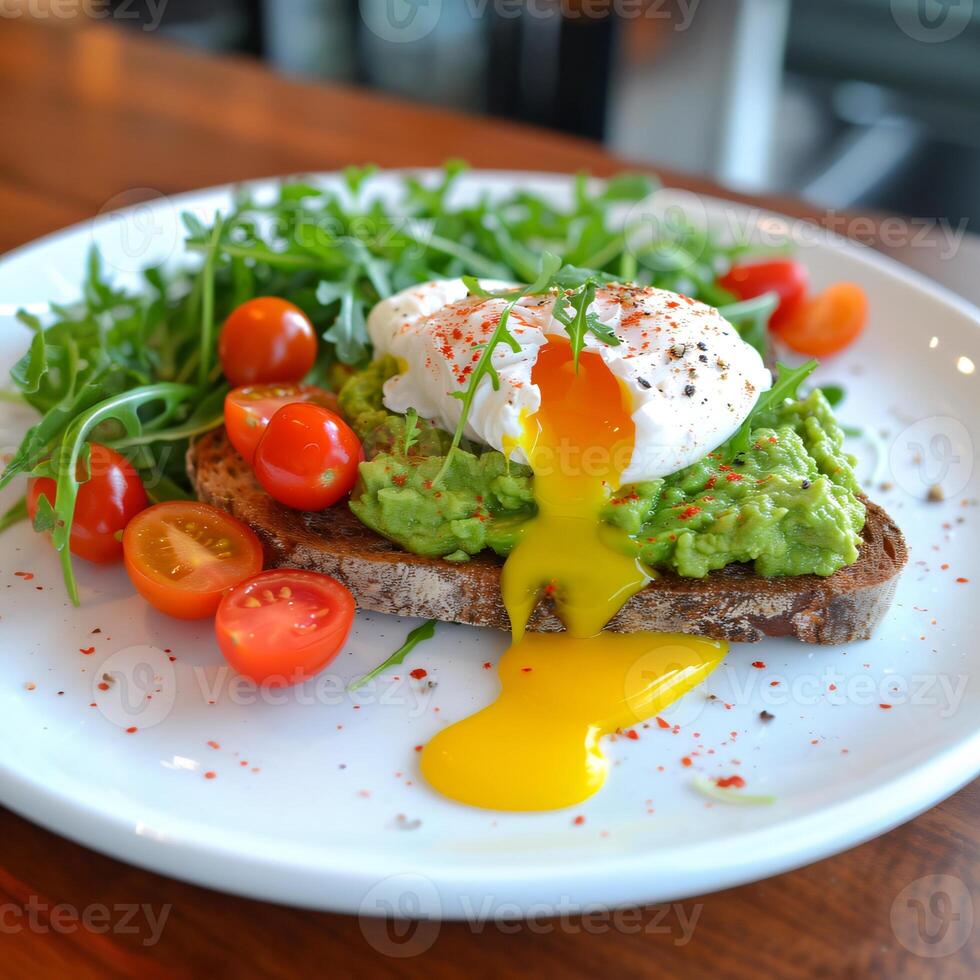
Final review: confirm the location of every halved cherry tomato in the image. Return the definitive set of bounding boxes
[215,569,356,685]
[218,297,318,387]
[123,501,263,619]
[27,443,148,563]
[778,282,868,357]
[252,403,363,511]
[718,259,809,331]
[224,383,340,462]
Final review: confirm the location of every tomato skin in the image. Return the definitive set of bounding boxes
[252,404,364,511]
[718,259,809,331]
[123,501,264,619]
[224,383,339,462]
[215,569,356,685]
[27,443,148,563]
[218,297,318,387]
[778,282,868,357]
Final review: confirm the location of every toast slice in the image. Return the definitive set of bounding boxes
[188,428,907,645]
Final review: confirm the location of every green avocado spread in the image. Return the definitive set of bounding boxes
[340,357,866,578]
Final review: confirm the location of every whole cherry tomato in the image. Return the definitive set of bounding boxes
[27,443,148,563]
[252,403,363,511]
[216,569,356,685]
[777,282,868,357]
[718,259,809,331]
[218,297,317,387]
[224,383,339,462]
[123,501,264,619]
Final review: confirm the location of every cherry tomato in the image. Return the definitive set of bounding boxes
[215,570,356,685]
[778,282,868,357]
[27,443,148,564]
[218,297,317,387]
[123,501,264,619]
[224,383,340,463]
[718,259,809,331]
[252,403,363,511]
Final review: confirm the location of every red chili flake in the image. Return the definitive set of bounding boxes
[392,474,406,487]
[521,667,533,673]
[769,680,780,687]
[414,745,423,752]
[207,740,220,749]
[14,571,34,581]
[572,815,585,826]
[97,682,109,691]
[625,730,639,741]
[751,660,766,669]
[705,476,718,490]
[126,727,138,734]
[204,771,217,780]
[941,563,950,570]
[678,506,701,520]
[409,668,428,680]
[719,464,732,472]
[879,703,893,710]
[715,775,746,789]
[656,717,671,729]
[80,646,95,655]
[725,472,743,482]
[768,436,778,444]
[828,683,837,691]
[681,756,693,768]
[956,577,969,584]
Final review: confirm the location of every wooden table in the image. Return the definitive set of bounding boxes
[0,18,976,980]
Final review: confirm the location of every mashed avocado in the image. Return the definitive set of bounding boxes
[339,360,866,578]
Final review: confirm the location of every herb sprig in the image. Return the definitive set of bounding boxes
[349,619,437,691]
[725,360,818,458]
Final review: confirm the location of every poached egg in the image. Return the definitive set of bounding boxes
[367,279,771,482]
[368,279,763,810]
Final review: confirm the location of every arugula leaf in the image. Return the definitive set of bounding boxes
[817,384,846,408]
[349,620,437,691]
[725,360,819,458]
[403,408,421,455]
[0,496,28,535]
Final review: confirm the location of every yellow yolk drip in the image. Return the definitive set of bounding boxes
[421,339,727,811]
[421,631,726,810]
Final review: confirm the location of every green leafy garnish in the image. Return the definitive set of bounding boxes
[348,619,438,691]
[403,408,421,455]
[817,384,846,408]
[0,496,28,535]
[725,360,819,458]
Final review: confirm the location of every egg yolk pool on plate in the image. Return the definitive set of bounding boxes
[421,338,727,811]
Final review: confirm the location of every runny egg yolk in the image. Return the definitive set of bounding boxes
[421,338,728,811]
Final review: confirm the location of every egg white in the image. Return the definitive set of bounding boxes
[366,279,772,481]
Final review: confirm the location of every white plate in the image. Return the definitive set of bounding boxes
[0,171,978,919]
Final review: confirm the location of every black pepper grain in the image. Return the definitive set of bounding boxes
[683,384,696,397]
[801,479,811,489]
[637,377,652,389]
[697,341,708,351]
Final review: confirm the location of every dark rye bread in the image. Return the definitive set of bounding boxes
[188,428,907,645]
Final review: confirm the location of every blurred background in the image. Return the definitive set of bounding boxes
[81,0,980,227]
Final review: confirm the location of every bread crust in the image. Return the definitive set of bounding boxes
[188,428,907,644]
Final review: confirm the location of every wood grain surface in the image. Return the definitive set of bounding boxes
[0,16,976,979]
